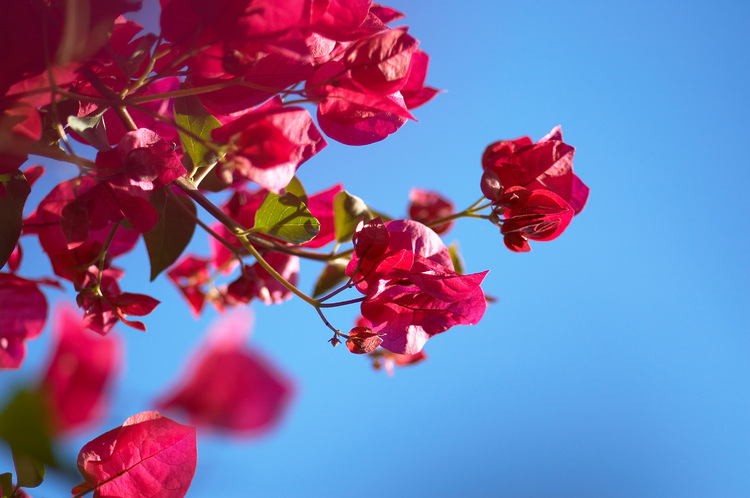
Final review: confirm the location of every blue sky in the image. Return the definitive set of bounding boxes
[3,0,750,496]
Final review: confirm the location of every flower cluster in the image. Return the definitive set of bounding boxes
[346,218,487,354]
[0,0,590,496]
[480,126,589,252]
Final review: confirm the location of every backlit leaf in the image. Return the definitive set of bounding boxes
[173,93,221,169]
[0,170,30,270]
[312,260,349,298]
[333,190,371,243]
[67,115,109,152]
[253,191,320,245]
[144,190,197,281]
[283,176,308,205]
[0,389,56,469]
[12,450,45,488]
[0,473,13,496]
[448,242,464,274]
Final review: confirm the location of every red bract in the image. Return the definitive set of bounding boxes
[308,60,414,145]
[497,186,574,253]
[39,303,121,434]
[0,273,48,369]
[167,256,212,317]
[76,268,160,334]
[347,219,488,354]
[227,253,300,305]
[310,0,373,41]
[346,326,382,354]
[95,128,187,191]
[156,311,294,436]
[400,49,440,110]
[408,188,455,235]
[481,125,589,214]
[343,27,419,94]
[72,411,196,498]
[212,98,327,193]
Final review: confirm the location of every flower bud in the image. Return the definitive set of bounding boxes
[345,326,382,354]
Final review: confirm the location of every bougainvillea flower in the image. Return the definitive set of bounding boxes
[481,126,589,214]
[156,311,294,436]
[343,27,418,95]
[95,128,187,191]
[346,326,383,354]
[400,50,440,110]
[497,186,574,253]
[310,0,373,41]
[212,97,326,192]
[167,255,212,317]
[347,219,487,354]
[408,188,455,235]
[0,273,48,369]
[39,302,121,434]
[72,411,196,498]
[227,252,300,305]
[308,60,414,145]
[76,267,160,334]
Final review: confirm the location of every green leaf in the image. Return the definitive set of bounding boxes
[0,389,56,469]
[1,473,14,498]
[12,450,45,489]
[0,170,31,270]
[253,191,320,245]
[144,190,197,281]
[67,114,110,152]
[368,207,393,223]
[312,260,350,298]
[333,190,372,243]
[282,176,308,205]
[448,242,465,274]
[173,92,222,169]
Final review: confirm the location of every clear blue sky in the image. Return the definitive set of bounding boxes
[3,0,750,496]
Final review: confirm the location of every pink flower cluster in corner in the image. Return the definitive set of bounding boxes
[346,218,487,355]
[481,126,590,252]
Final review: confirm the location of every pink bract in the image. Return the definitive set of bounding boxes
[0,273,48,369]
[347,219,487,354]
[40,302,121,434]
[408,188,455,235]
[73,411,196,498]
[155,311,294,436]
[481,125,589,215]
[212,98,327,193]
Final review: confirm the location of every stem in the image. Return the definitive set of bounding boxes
[80,66,137,132]
[174,177,244,231]
[94,222,120,294]
[166,188,244,261]
[425,197,493,228]
[27,142,96,170]
[316,307,340,335]
[318,297,365,308]
[235,233,319,307]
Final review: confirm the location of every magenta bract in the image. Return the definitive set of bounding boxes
[347,219,487,354]
[73,411,196,498]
